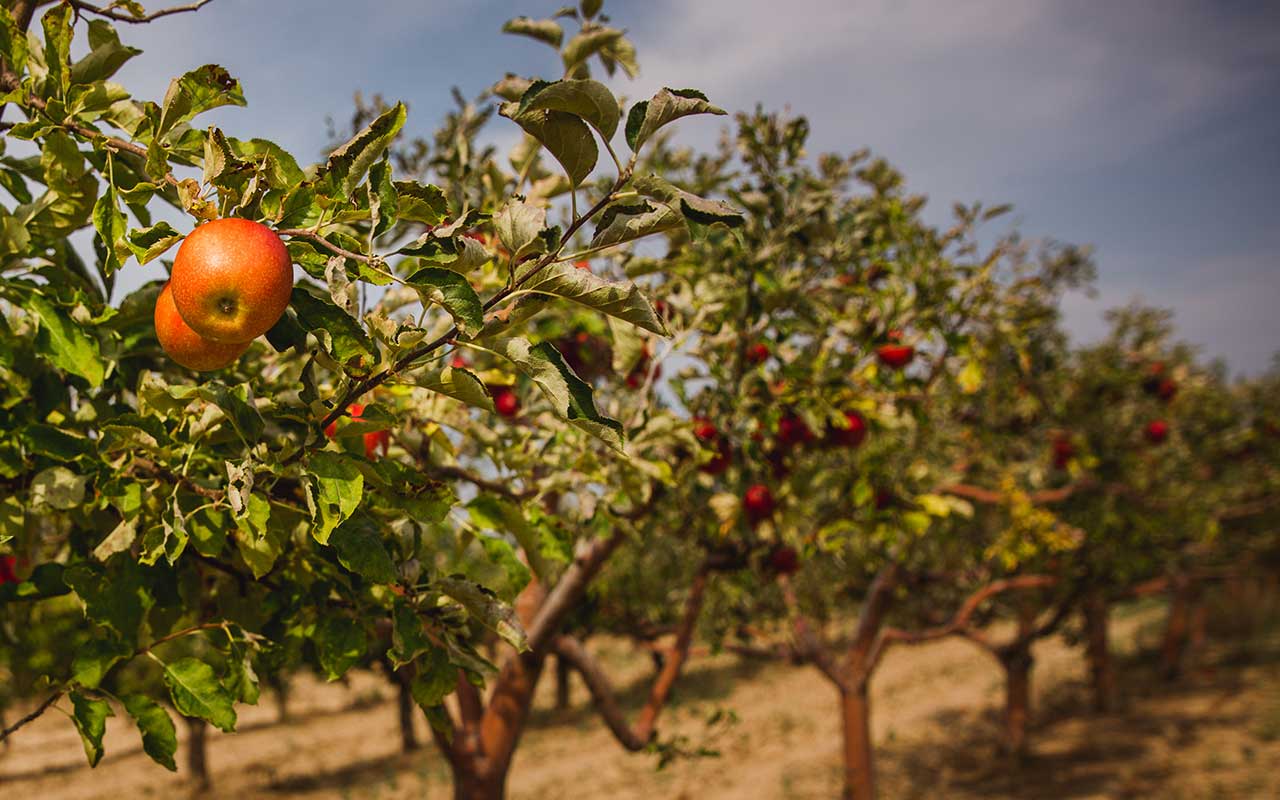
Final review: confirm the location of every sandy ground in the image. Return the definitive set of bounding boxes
[2,601,1278,799]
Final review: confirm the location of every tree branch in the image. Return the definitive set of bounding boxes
[552,566,712,750]
[68,0,215,23]
[0,690,64,744]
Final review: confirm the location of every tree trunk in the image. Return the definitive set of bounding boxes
[185,716,210,789]
[554,654,572,711]
[1000,646,1033,759]
[396,667,419,752]
[1160,574,1195,679]
[1083,590,1115,711]
[269,674,290,723]
[840,683,875,800]
[449,761,505,800]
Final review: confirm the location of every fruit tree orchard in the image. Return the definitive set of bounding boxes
[1,2,1278,800]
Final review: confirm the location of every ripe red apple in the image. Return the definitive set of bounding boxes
[170,218,293,343]
[1051,435,1075,469]
[693,418,731,474]
[1144,419,1170,444]
[450,352,470,369]
[0,555,17,585]
[324,402,390,459]
[743,483,775,521]
[574,260,592,272]
[625,344,659,389]
[776,413,814,448]
[827,410,867,448]
[154,283,250,371]
[746,342,770,365]
[1156,378,1177,401]
[492,386,520,418]
[874,488,896,511]
[876,333,915,368]
[767,545,800,575]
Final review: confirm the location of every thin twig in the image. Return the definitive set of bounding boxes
[68,0,215,23]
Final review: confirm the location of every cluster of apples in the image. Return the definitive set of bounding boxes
[1142,362,1176,445]
[154,218,294,372]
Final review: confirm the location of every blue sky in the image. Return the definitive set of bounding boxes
[94,0,1279,374]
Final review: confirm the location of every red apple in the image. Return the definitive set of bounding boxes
[1052,435,1075,469]
[746,342,771,365]
[766,545,799,575]
[0,555,17,585]
[776,413,814,448]
[493,387,520,418]
[1145,419,1170,444]
[169,218,293,343]
[876,343,914,369]
[324,402,390,459]
[827,410,867,448]
[743,484,775,521]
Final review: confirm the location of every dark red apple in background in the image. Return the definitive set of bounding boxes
[491,387,520,418]
[746,342,770,365]
[1145,419,1170,444]
[1052,435,1075,469]
[827,410,867,448]
[744,484,775,521]
[324,402,390,459]
[767,545,800,575]
[0,555,18,585]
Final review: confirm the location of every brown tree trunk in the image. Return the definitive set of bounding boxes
[185,716,210,789]
[1083,590,1115,711]
[448,761,505,800]
[396,667,419,752]
[1160,573,1196,679]
[840,683,875,800]
[1000,646,1032,759]
[554,654,572,710]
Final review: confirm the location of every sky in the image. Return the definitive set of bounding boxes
[86,0,1280,374]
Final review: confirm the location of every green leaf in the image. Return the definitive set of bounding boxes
[122,694,178,771]
[329,513,397,584]
[492,73,533,102]
[493,199,548,261]
[562,27,624,73]
[156,64,247,142]
[518,79,619,140]
[393,180,448,225]
[467,496,552,582]
[389,601,431,669]
[437,577,528,651]
[94,515,138,561]
[72,636,133,689]
[27,293,104,387]
[92,168,128,276]
[31,466,88,510]
[234,493,286,578]
[415,365,493,412]
[314,617,367,681]
[20,423,92,461]
[368,155,397,240]
[125,221,183,264]
[500,104,597,187]
[589,200,682,249]
[502,16,563,48]
[520,260,668,336]
[64,561,150,639]
[188,506,229,558]
[290,285,377,371]
[494,337,625,450]
[163,657,237,732]
[0,6,29,76]
[305,451,364,545]
[404,267,483,337]
[633,173,745,229]
[409,647,455,709]
[323,102,406,201]
[70,691,113,767]
[626,88,727,152]
[41,3,73,98]
[71,19,141,85]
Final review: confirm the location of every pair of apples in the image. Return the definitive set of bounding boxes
[154,218,294,371]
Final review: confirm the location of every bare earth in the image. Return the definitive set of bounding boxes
[2,602,1278,799]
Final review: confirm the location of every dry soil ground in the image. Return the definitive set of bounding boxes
[2,599,1278,799]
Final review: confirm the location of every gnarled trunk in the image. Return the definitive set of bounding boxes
[395,666,419,752]
[1083,590,1115,711]
[1000,646,1032,759]
[840,683,875,800]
